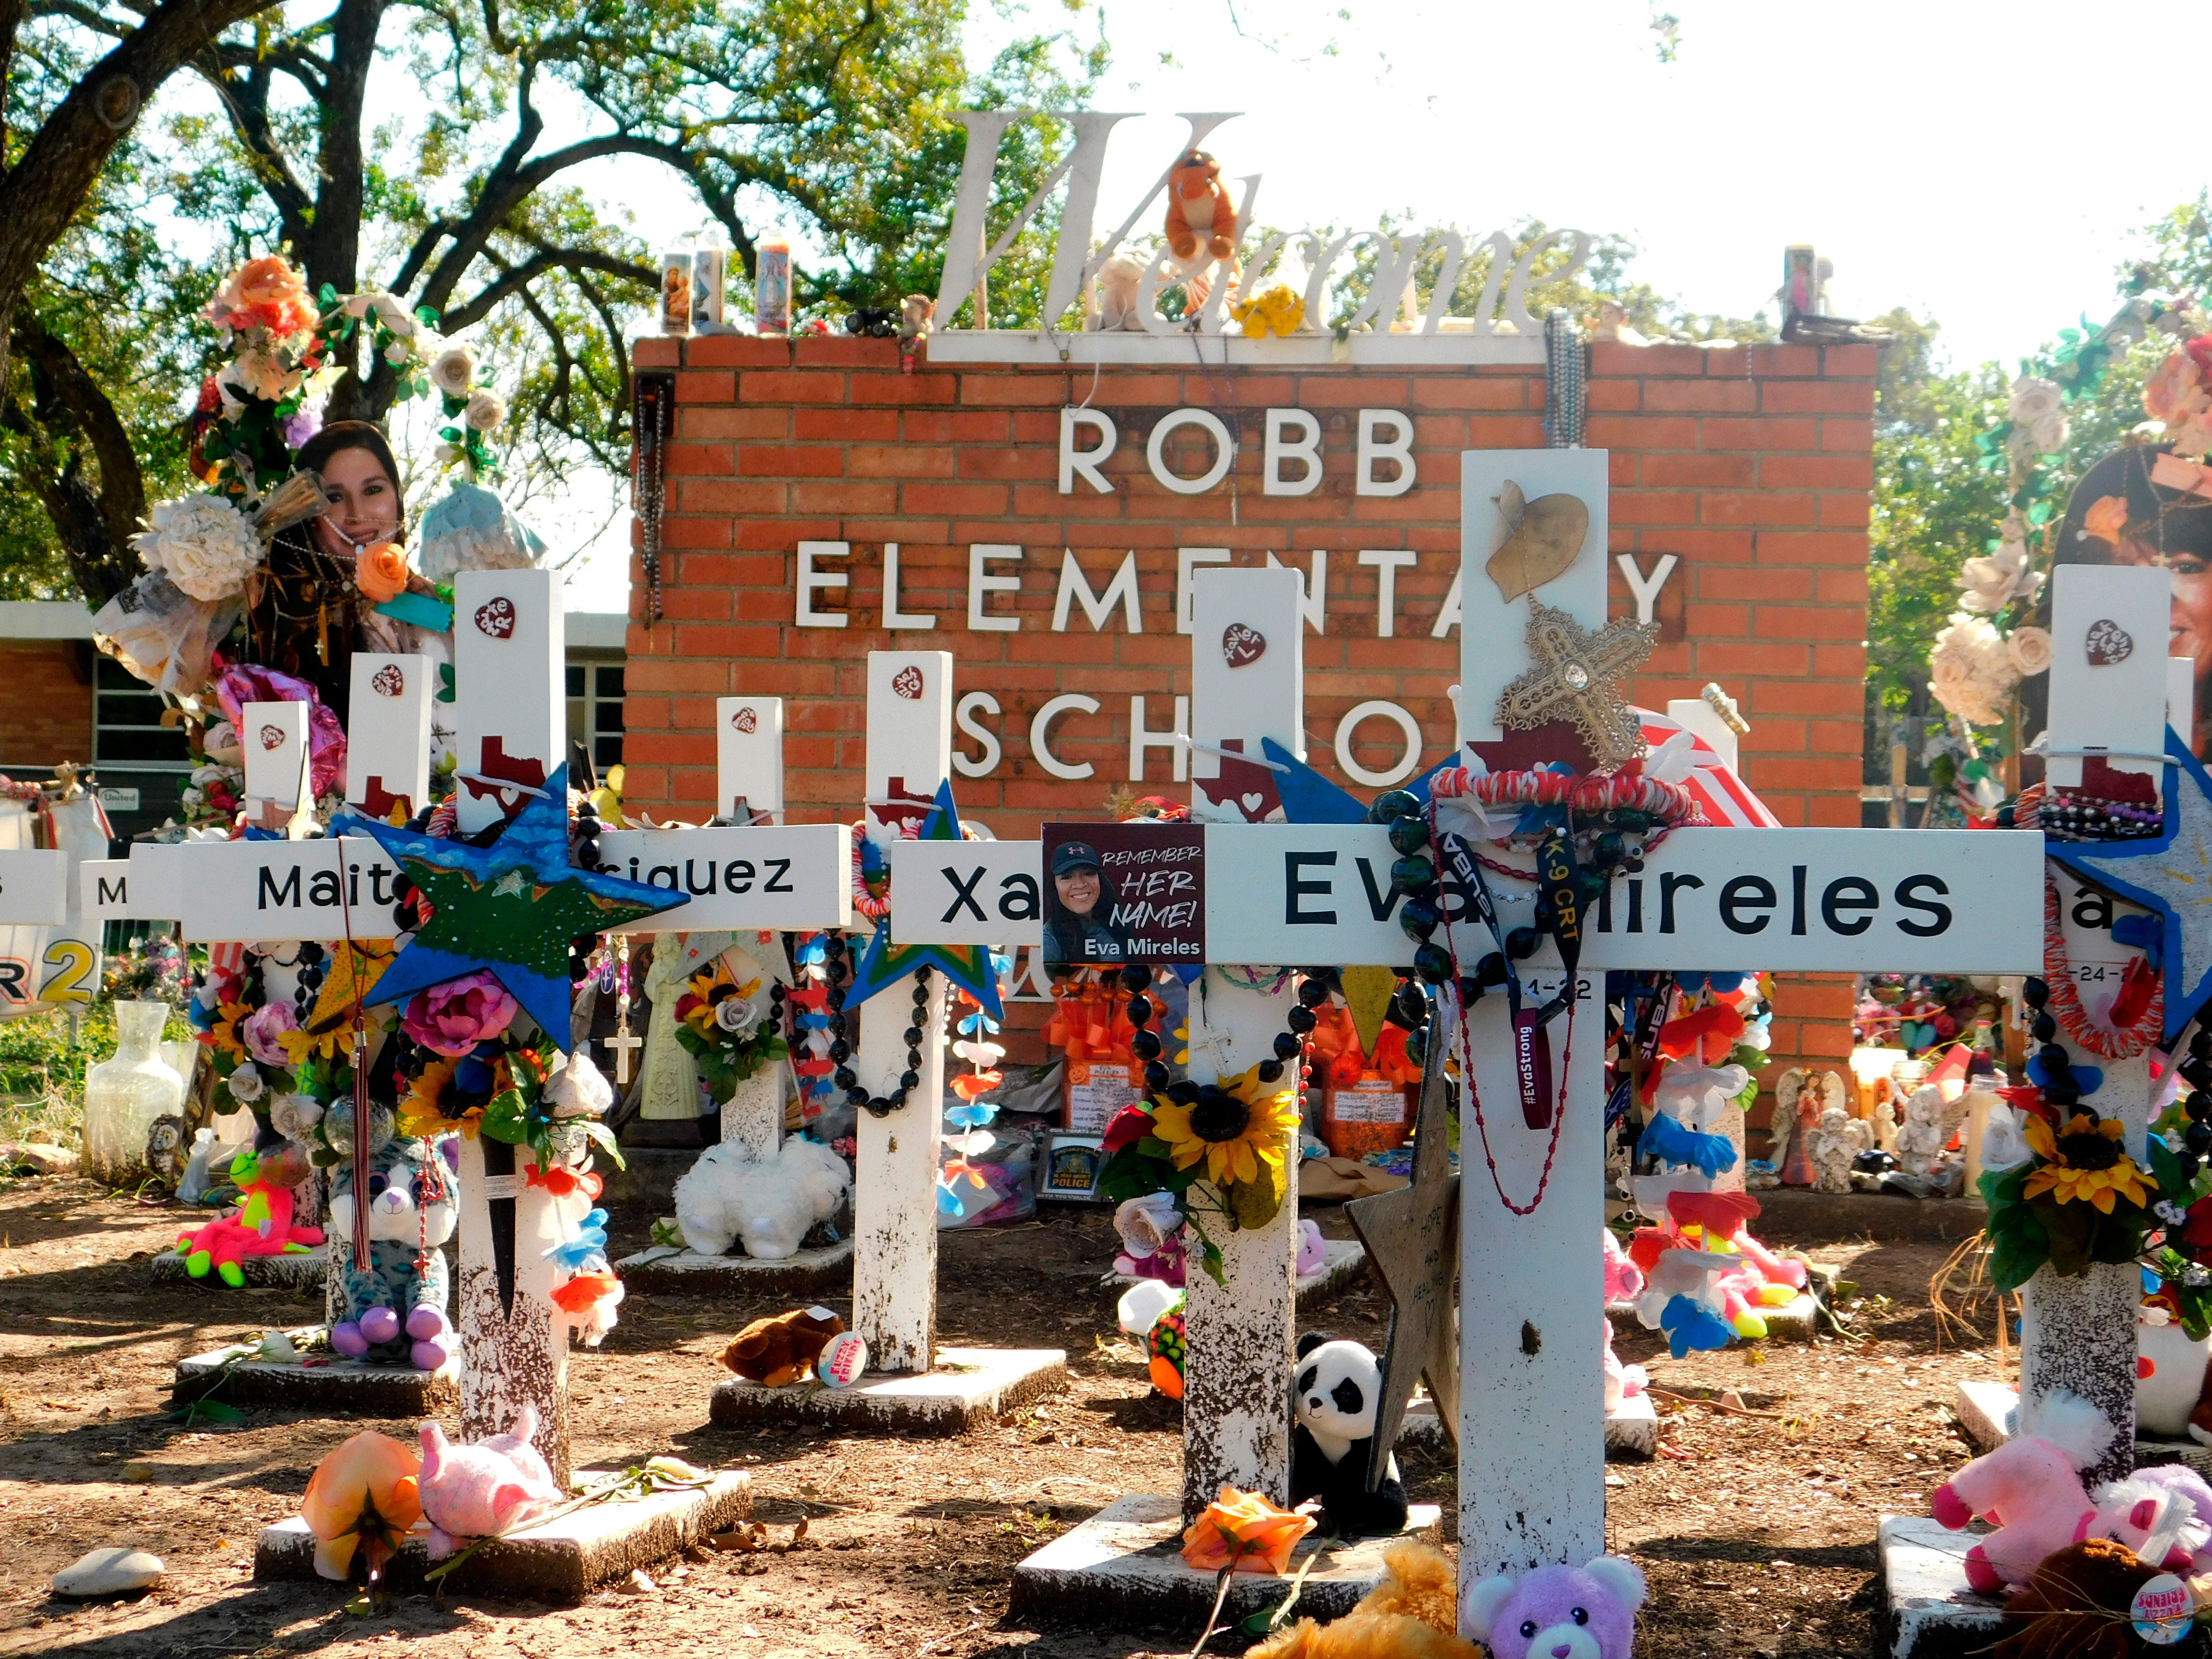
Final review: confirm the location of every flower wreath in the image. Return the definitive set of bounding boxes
[672,957,789,1102]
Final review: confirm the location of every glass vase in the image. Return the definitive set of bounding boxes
[82,1001,185,1185]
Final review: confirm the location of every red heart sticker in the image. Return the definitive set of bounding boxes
[2085,618,2134,666]
[258,724,286,751]
[1222,623,1266,669]
[891,665,924,700]
[732,706,758,734]
[371,664,405,697]
[473,597,517,640]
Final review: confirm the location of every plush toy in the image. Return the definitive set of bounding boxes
[416,1406,564,1557]
[899,294,935,343]
[2087,1468,2210,1572]
[1992,1537,2165,1659]
[1290,1332,1408,1538]
[1929,1387,2116,1594]
[1600,1230,1647,1414]
[1089,256,1146,332]
[1149,1301,1188,1399]
[1249,1541,1480,1659]
[176,1145,325,1286]
[1466,1555,1647,1659]
[2135,1302,2212,1443]
[1164,151,1235,264]
[673,1135,851,1261]
[722,1304,844,1387]
[328,1132,458,1370]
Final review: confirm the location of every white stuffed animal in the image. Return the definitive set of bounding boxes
[1088,255,1146,332]
[673,1136,852,1261]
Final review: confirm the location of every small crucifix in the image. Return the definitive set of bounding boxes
[1496,599,1656,772]
[609,934,640,1085]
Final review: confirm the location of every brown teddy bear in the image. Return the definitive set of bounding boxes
[1249,1540,1481,1659]
[1165,150,1236,264]
[721,1305,844,1387]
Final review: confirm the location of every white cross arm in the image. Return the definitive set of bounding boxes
[0,848,68,926]
[597,824,852,933]
[885,839,1042,945]
[175,837,403,942]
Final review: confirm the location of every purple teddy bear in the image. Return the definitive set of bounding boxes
[1467,1556,1646,1659]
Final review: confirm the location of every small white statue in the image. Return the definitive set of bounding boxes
[1804,1105,1874,1195]
[1894,1083,1950,1177]
[1088,256,1147,332]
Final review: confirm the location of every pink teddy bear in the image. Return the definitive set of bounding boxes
[417,1406,565,1557]
[1928,1388,2115,1594]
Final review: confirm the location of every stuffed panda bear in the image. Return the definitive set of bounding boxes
[1290,1331,1409,1537]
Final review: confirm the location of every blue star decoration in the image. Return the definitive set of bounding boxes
[345,764,689,1050]
[2047,729,2212,1045]
[842,779,1004,1020]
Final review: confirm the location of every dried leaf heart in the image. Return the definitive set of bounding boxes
[1486,481,1590,603]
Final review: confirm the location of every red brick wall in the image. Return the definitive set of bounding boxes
[624,332,1875,1100]
[0,642,93,771]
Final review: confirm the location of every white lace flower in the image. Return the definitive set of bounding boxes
[544,1049,615,1120]
[134,494,264,602]
[429,345,478,397]
[1113,1192,1183,1259]
[270,1094,324,1141]
[462,389,507,433]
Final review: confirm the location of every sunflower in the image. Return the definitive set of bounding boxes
[208,998,255,1062]
[397,1059,475,1140]
[1147,1063,1302,1187]
[277,1022,349,1069]
[2022,1111,2157,1213]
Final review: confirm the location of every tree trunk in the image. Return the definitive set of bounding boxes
[0,0,280,390]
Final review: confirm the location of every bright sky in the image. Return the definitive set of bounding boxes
[560,0,2210,612]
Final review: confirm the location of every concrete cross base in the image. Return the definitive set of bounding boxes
[1115,1239,1370,1310]
[152,1246,326,1293]
[1955,1378,2212,1475]
[1876,1515,2005,1659]
[613,1239,854,1297]
[1009,1493,1445,1632]
[254,1470,752,1602]
[174,1338,460,1416]
[708,1346,1066,1436]
[1604,1393,1659,1460]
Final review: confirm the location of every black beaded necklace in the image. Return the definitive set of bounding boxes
[817,933,939,1118]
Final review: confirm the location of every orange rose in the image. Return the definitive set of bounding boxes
[355,540,411,604]
[300,1431,421,1583]
[214,256,318,336]
[1179,1485,1315,1575]
[2082,494,2131,545]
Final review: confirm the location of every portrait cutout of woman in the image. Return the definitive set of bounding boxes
[2041,444,2212,760]
[1041,839,1133,967]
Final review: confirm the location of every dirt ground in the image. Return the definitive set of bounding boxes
[0,1172,1997,1659]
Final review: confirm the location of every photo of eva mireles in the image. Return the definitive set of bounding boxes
[1039,822,1205,969]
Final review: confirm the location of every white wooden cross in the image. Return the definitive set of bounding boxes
[1447,449,2046,1604]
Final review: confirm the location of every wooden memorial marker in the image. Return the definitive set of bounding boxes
[344,652,432,821]
[240,698,311,836]
[1445,449,2046,1600]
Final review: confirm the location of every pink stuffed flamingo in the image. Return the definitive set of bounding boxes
[416,1407,564,1558]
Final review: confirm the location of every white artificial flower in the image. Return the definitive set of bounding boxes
[714,995,760,1035]
[429,345,478,397]
[544,1049,614,1120]
[2007,625,2053,676]
[1113,1192,1183,1259]
[383,342,409,365]
[226,1063,264,1104]
[462,389,507,433]
[434,441,464,467]
[1927,613,2020,728]
[134,493,264,602]
[1979,1105,2033,1173]
[270,1094,324,1141]
[2008,375,2069,456]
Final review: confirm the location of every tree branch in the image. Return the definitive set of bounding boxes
[438,245,653,334]
[191,53,314,244]
[7,314,146,605]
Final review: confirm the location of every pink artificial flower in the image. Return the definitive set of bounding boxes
[241,1001,300,1069]
[402,972,518,1057]
[214,663,347,799]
